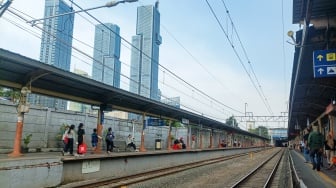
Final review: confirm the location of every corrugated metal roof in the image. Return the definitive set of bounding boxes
[289,0,336,139]
[0,48,266,139]
[293,0,336,24]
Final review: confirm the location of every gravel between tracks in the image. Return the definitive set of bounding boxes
[127,148,282,188]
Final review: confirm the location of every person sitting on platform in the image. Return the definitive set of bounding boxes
[179,137,186,149]
[220,139,226,147]
[172,139,181,150]
[127,134,137,151]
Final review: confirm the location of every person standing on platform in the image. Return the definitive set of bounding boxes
[325,132,336,169]
[77,123,85,156]
[308,125,324,171]
[105,127,115,153]
[91,128,101,153]
[62,124,75,156]
[303,127,311,163]
[191,134,196,149]
[62,125,70,153]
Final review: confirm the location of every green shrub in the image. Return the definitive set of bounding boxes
[23,134,32,148]
[56,123,69,141]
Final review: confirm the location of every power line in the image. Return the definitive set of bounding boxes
[205,0,273,115]
[68,0,243,115]
[220,0,273,115]
[4,1,243,121]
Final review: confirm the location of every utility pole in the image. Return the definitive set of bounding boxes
[8,87,30,157]
[0,0,12,17]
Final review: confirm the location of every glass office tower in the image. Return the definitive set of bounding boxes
[92,23,121,88]
[28,0,74,110]
[129,2,162,101]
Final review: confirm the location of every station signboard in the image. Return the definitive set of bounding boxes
[146,118,165,126]
[313,49,336,78]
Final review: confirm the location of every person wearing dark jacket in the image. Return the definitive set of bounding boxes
[105,127,115,153]
[77,123,85,155]
[308,126,324,171]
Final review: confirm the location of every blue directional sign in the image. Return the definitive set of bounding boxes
[146,118,165,126]
[313,49,336,78]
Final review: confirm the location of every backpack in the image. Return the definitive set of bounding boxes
[106,132,114,142]
[62,131,69,144]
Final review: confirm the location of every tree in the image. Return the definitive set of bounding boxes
[225,116,239,128]
[249,126,269,138]
[0,86,20,102]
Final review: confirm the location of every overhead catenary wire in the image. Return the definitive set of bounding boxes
[68,0,244,115]
[220,0,273,115]
[4,1,246,123]
[7,6,234,121]
[205,0,274,115]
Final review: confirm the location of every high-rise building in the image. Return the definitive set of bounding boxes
[129,2,162,101]
[68,68,91,113]
[28,0,74,110]
[92,23,121,88]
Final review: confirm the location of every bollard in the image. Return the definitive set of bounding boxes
[249,152,253,160]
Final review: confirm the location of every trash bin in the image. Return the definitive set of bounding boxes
[155,139,161,150]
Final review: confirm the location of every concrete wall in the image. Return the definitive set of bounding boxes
[0,157,63,188]
[0,100,228,153]
[61,147,261,185]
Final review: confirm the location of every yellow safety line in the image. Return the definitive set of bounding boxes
[318,171,336,187]
[295,151,336,186]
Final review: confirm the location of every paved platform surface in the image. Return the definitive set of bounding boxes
[291,149,336,188]
[2,148,335,188]
[0,149,156,161]
[0,147,188,163]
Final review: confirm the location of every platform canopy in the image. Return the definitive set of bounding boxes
[0,48,267,139]
[288,0,336,138]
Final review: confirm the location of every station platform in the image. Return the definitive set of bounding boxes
[1,148,335,188]
[0,147,260,188]
[290,149,336,188]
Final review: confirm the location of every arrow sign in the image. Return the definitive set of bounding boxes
[317,54,323,61]
[313,49,336,78]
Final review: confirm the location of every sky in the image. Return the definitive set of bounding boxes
[0,0,299,129]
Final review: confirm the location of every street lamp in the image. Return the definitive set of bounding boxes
[27,0,138,25]
[244,102,248,116]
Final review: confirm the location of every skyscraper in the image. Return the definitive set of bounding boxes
[129,2,162,101]
[92,23,121,88]
[28,0,74,110]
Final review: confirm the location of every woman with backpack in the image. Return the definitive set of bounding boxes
[105,127,115,153]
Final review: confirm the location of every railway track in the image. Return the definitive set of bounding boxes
[230,148,284,188]
[63,149,269,188]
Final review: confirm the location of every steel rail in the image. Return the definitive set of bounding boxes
[64,149,268,188]
[230,148,284,188]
